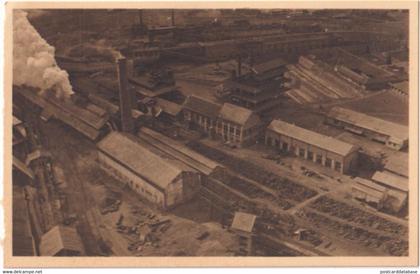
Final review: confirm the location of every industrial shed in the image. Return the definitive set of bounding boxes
[97,132,201,209]
[326,107,408,150]
[14,86,109,141]
[372,171,408,212]
[39,225,84,256]
[351,177,387,209]
[266,119,358,174]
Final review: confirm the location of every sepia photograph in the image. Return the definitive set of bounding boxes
[4,1,419,268]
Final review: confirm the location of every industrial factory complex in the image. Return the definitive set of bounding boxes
[11,8,411,258]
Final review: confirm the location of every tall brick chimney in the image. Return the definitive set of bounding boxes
[117,57,134,133]
[171,10,175,26]
[237,55,242,77]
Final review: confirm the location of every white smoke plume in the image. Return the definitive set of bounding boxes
[13,10,74,99]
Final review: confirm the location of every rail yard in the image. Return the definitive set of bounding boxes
[12,9,410,257]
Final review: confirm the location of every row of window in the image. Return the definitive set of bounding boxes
[99,156,163,204]
[268,137,342,172]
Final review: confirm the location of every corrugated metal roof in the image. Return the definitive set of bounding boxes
[385,152,408,178]
[39,225,84,256]
[267,119,357,156]
[97,132,184,190]
[14,87,106,141]
[219,103,260,127]
[182,95,221,119]
[352,183,384,200]
[354,177,387,192]
[372,171,408,192]
[231,212,256,233]
[47,96,109,130]
[138,127,219,175]
[328,107,408,141]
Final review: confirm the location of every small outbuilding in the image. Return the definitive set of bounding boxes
[39,225,84,256]
[231,212,257,256]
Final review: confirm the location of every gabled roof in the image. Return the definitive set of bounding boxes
[268,119,358,156]
[385,152,408,178]
[39,225,84,256]
[372,171,408,192]
[155,98,182,116]
[182,95,221,119]
[13,156,34,180]
[219,103,260,127]
[354,177,387,193]
[328,107,408,142]
[231,212,257,233]
[252,58,287,75]
[14,87,109,141]
[97,132,184,190]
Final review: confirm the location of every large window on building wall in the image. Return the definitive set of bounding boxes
[308,151,314,161]
[299,148,305,158]
[223,123,228,134]
[325,158,333,168]
[335,161,342,172]
[282,142,289,151]
[316,154,322,164]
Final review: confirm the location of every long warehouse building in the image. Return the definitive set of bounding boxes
[326,107,408,150]
[265,119,359,174]
[97,132,201,209]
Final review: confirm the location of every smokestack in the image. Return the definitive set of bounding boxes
[237,56,242,77]
[139,10,143,27]
[117,57,134,133]
[171,10,175,26]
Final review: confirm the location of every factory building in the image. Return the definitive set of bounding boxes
[182,96,262,146]
[97,132,201,209]
[351,175,407,213]
[216,103,262,146]
[330,49,398,90]
[182,95,221,136]
[371,171,408,212]
[326,107,408,150]
[14,86,110,141]
[222,58,286,113]
[266,119,359,174]
[200,40,237,61]
[285,55,363,104]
